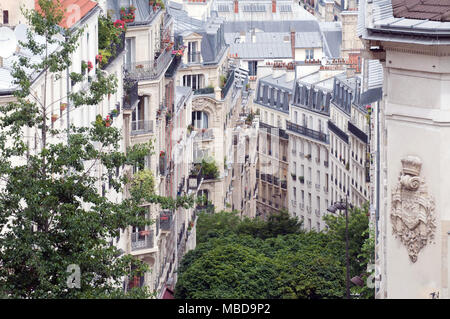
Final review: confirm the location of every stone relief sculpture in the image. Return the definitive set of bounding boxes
[391,156,436,263]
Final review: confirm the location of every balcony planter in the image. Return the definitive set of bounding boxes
[51,114,58,122]
[160,151,165,157]
[139,230,150,236]
[305,154,311,160]
[299,176,304,183]
[60,103,67,111]
[291,173,296,180]
[346,162,350,170]
[105,115,112,127]
[110,109,118,118]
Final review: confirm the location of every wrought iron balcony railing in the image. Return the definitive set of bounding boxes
[131,120,154,135]
[160,211,173,232]
[124,49,173,81]
[131,229,155,251]
[286,121,328,144]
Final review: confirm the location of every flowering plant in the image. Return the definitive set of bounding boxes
[87,61,93,72]
[96,54,103,64]
[160,151,165,157]
[113,19,125,30]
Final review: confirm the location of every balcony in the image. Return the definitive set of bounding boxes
[328,120,349,144]
[306,206,311,214]
[280,180,287,189]
[160,211,173,232]
[165,55,182,78]
[221,70,235,100]
[324,161,329,167]
[131,229,155,251]
[131,120,154,135]
[315,184,320,191]
[194,128,214,141]
[348,121,368,144]
[124,49,173,81]
[195,204,214,214]
[286,121,328,144]
[291,200,297,207]
[123,79,139,110]
[194,87,214,95]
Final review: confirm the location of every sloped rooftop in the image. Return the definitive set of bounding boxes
[392,0,450,22]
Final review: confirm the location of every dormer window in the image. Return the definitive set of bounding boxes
[188,41,200,63]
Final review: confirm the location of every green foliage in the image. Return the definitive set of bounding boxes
[177,207,372,299]
[199,159,219,179]
[130,169,155,199]
[175,232,345,299]
[323,202,371,281]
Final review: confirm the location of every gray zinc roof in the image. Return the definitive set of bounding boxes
[229,42,292,59]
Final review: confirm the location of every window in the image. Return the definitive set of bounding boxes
[3,10,9,24]
[306,49,314,59]
[183,74,203,90]
[294,111,298,124]
[248,61,258,76]
[188,41,199,63]
[192,111,208,129]
[126,38,135,66]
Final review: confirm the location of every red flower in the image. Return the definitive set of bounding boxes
[96,54,103,63]
[87,61,93,72]
[160,151,165,157]
[114,19,125,29]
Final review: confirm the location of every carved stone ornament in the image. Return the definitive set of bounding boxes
[391,156,436,263]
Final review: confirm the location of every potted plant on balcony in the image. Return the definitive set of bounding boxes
[139,230,150,236]
[160,150,165,157]
[105,115,112,127]
[60,102,67,112]
[291,173,296,180]
[110,109,118,118]
[305,154,311,160]
[51,114,58,122]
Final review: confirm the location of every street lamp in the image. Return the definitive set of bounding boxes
[327,195,351,299]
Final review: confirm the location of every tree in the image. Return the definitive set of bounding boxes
[0,0,193,298]
[323,202,371,281]
[175,213,346,299]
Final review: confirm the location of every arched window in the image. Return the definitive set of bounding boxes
[192,111,209,129]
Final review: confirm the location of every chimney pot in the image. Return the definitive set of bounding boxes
[272,0,276,13]
[234,0,239,13]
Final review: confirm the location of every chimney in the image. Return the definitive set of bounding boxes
[272,0,276,13]
[290,28,295,60]
[234,0,239,13]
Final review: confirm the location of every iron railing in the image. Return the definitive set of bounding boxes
[123,79,139,110]
[328,120,349,144]
[124,49,173,81]
[131,229,154,251]
[194,87,214,95]
[160,211,173,231]
[286,121,328,144]
[131,120,154,135]
[221,70,235,100]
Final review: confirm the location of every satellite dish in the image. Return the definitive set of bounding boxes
[0,27,17,58]
[14,24,28,45]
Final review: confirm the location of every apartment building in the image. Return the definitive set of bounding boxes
[167,7,252,215]
[287,71,337,231]
[359,0,450,299]
[254,73,293,218]
[213,0,312,21]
